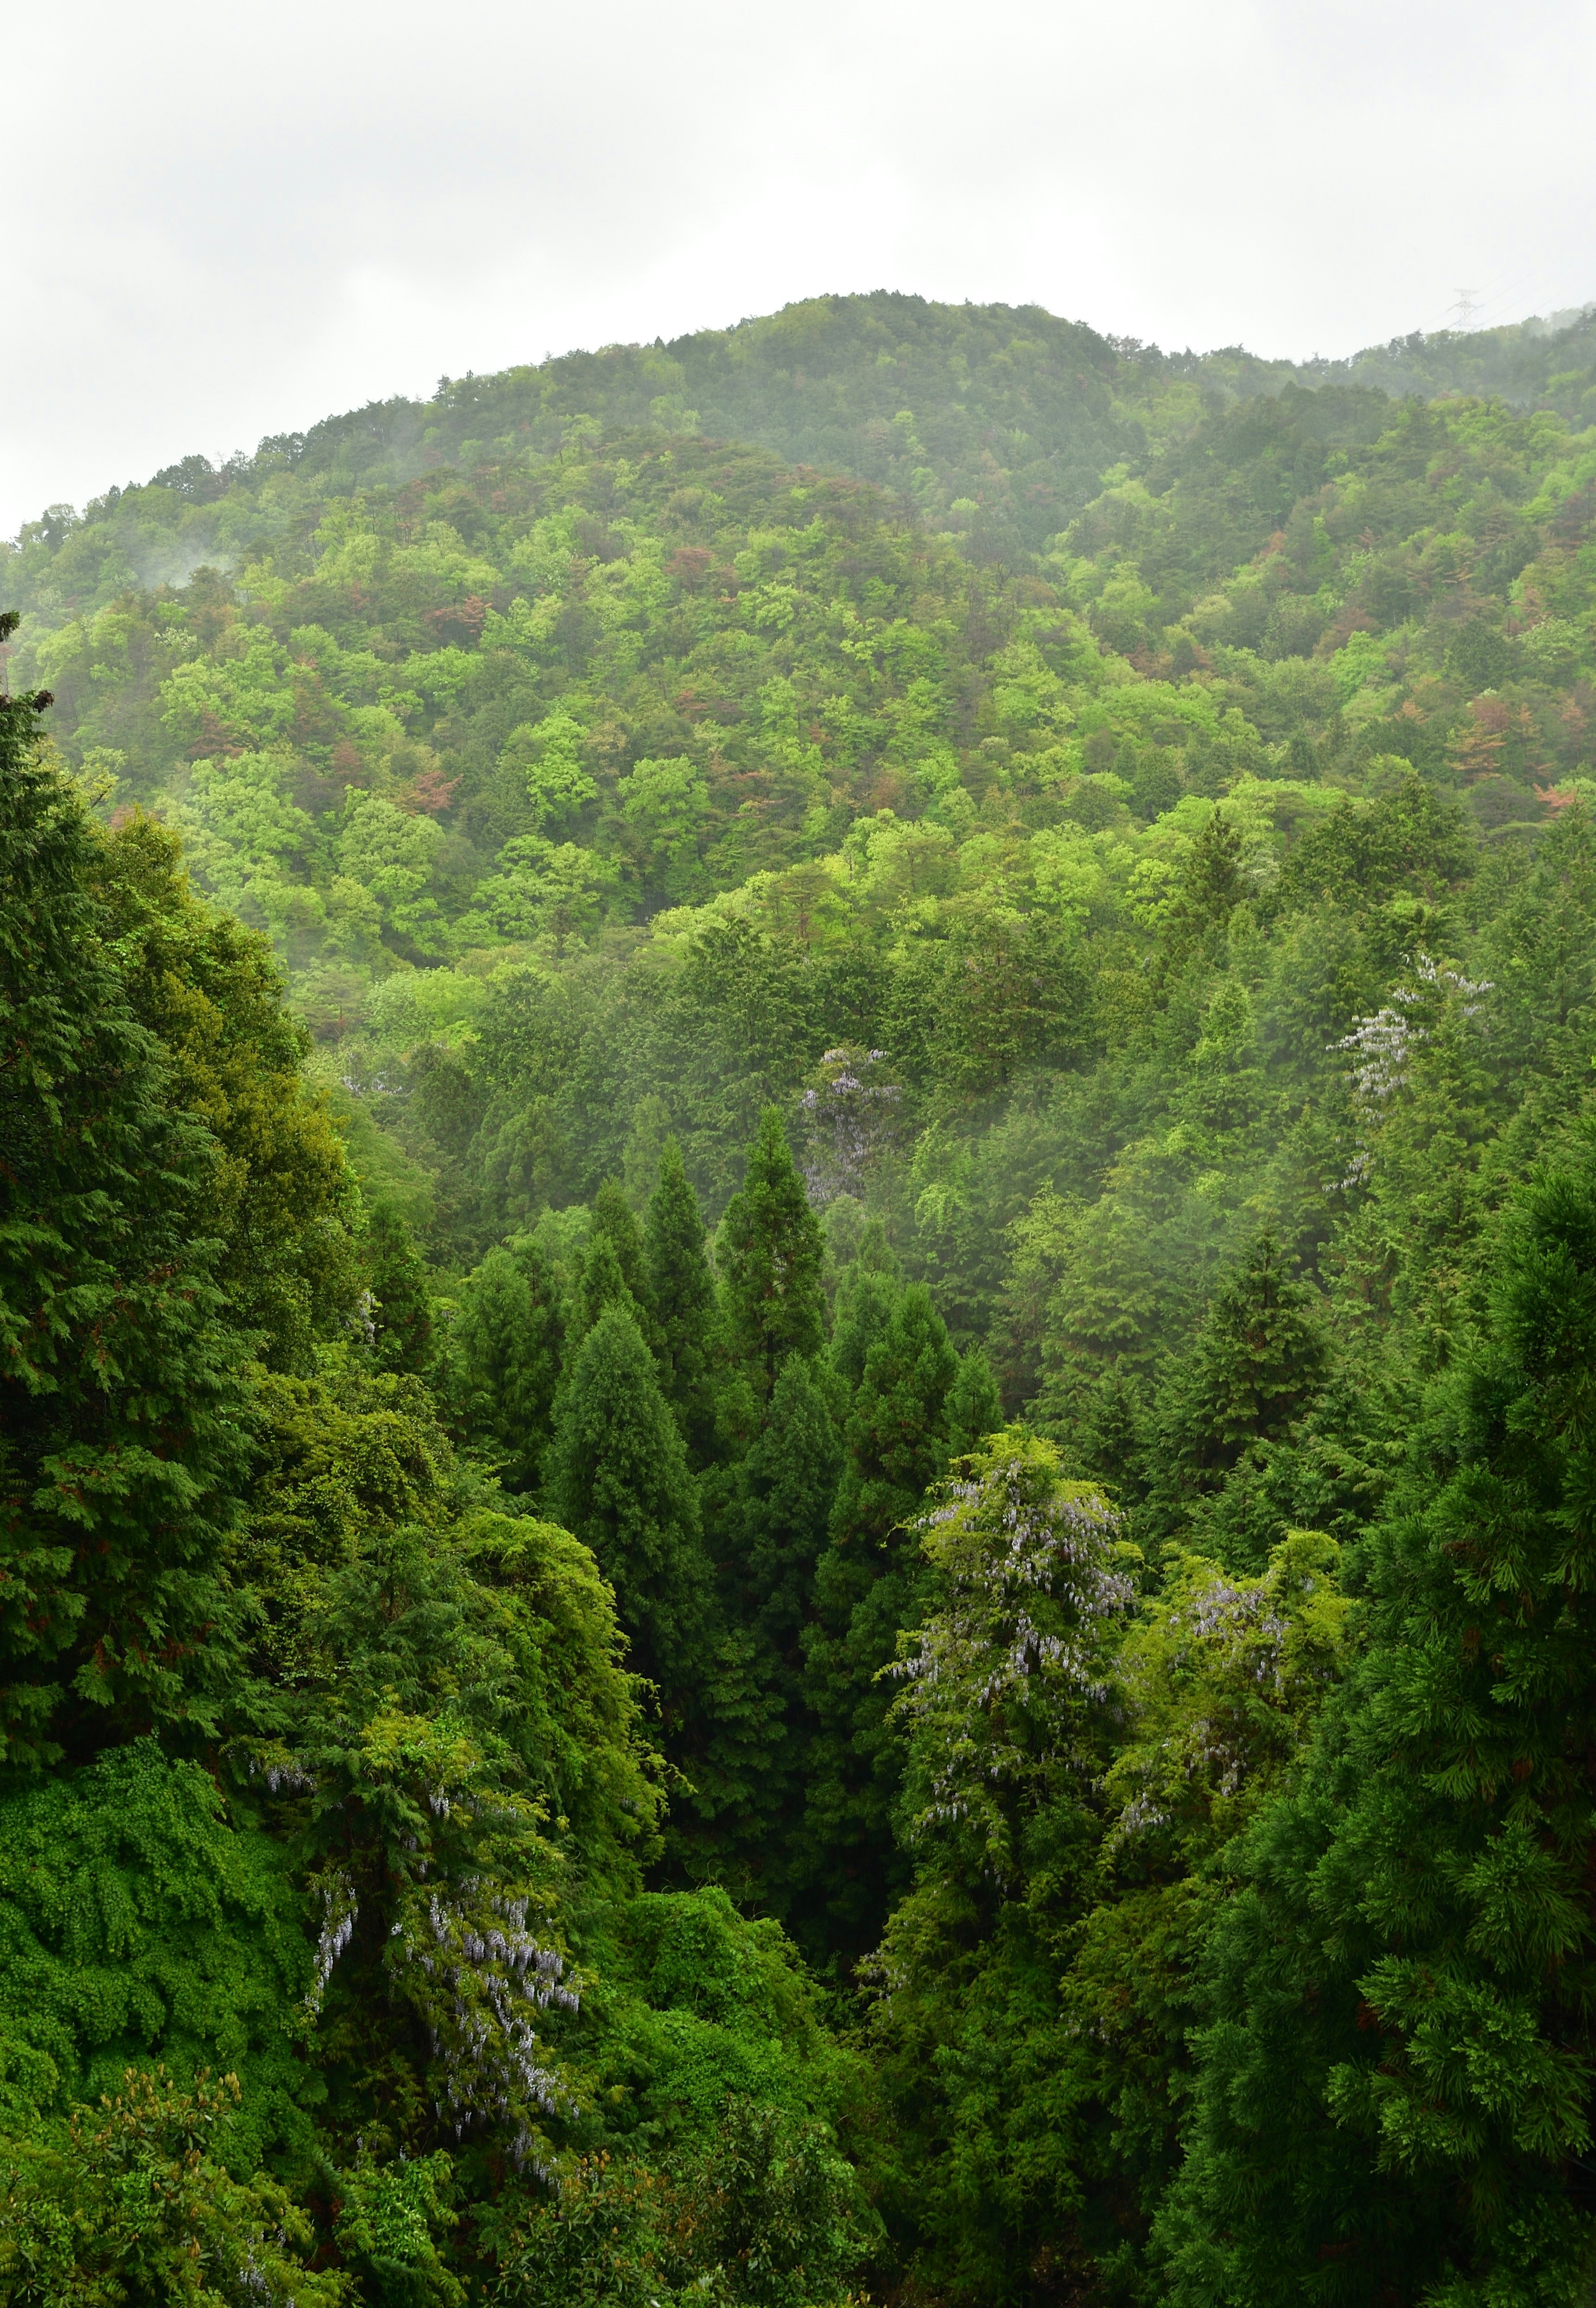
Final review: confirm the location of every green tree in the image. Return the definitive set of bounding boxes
[576,1228,638,1343]
[945,1344,1002,1458]
[646,1142,720,1465]
[365,1199,434,1375]
[1162,1139,1596,2306]
[0,2068,347,2308]
[1149,1231,1329,1550]
[591,1178,653,1317]
[545,1306,716,1709]
[0,680,248,1768]
[719,1112,826,1402]
[456,1238,563,1491]
[796,1284,959,1965]
[91,810,360,1373]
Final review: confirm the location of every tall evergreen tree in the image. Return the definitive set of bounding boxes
[645,1140,719,1466]
[796,1283,959,1965]
[0,667,247,1768]
[456,1236,562,1492]
[574,1228,635,1343]
[544,1304,714,1711]
[1163,1142,1596,2304]
[1150,1231,1328,1534]
[589,1177,653,1317]
[719,1110,826,1401]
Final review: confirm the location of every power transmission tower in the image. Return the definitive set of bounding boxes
[1449,287,1480,329]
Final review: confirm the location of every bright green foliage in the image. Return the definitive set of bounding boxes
[863,1438,1130,2294]
[0,700,249,1768]
[332,2152,463,2307]
[0,2068,347,2308]
[250,1507,658,2169]
[0,1743,312,2155]
[646,1142,720,1466]
[1162,1140,1596,2306]
[455,1238,562,1490]
[544,1306,716,1706]
[718,1113,826,1401]
[364,1199,434,1374]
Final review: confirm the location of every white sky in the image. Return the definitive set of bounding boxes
[5,0,1594,539]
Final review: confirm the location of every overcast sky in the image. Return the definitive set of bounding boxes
[6,0,1594,538]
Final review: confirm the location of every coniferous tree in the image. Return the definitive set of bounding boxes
[719,1110,826,1402]
[645,1140,719,1465]
[456,1237,562,1491]
[364,1201,434,1376]
[574,1229,635,1343]
[1164,1144,1596,2303]
[1152,1231,1327,1523]
[589,1178,653,1319]
[945,1344,1002,1459]
[0,671,249,1768]
[544,1304,714,1707]
[796,1282,959,1964]
[828,1221,903,1393]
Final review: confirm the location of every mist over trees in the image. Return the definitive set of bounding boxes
[5,288,1596,2302]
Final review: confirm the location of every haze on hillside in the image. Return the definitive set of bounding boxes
[7,0,1595,533]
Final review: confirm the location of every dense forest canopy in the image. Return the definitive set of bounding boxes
[4,287,1596,2304]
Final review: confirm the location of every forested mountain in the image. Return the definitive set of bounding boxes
[4,292,1596,2304]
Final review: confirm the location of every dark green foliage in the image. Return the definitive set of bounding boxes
[796,1284,959,1963]
[719,1112,827,1402]
[1163,1139,1596,2307]
[0,701,248,1769]
[365,1199,435,1374]
[545,1305,715,1706]
[1149,1232,1329,1548]
[646,1142,720,1465]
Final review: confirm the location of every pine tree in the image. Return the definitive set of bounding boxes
[795,1282,959,1965]
[719,1110,825,1401]
[365,1201,433,1376]
[1164,1142,1596,2303]
[589,1178,652,1318]
[574,1228,635,1342]
[456,1237,562,1492]
[0,665,248,1767]
[544,1304,714,1709]
[1154,1231,1327,1512]
[645,1140,719,1466]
